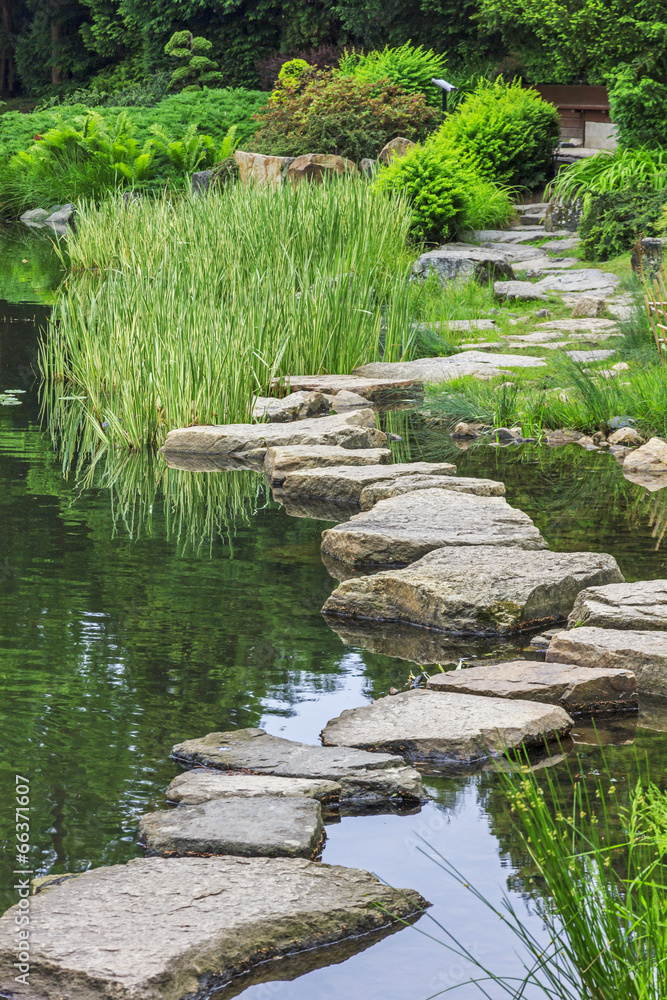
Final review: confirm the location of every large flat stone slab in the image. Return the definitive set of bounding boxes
[565,348,616,362]
[320,490,547,568]
[171,728,422,804]
[166,770,341,805]
[139,796,324,858]
[321,689,573,764]
[547,626,667,697]
[535,318,619,334]
[322,546,622,632]
[426,660,637,714]
[281,462,457,503]
[265,445,391,485]
[162,409,386,457]
[353,352,546,383]
[0,856,426,1000]
[272,373,419,400]
[536,269,621,295]
[359,474,505,509]
[568,580,667,630]
[493,280,548,302]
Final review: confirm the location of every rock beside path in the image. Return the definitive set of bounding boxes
[547,626,667,697]
[322,546,623,632]
[0,856,427,1000]
[413,246,515,285]
[162,409,387,457]
[359,474,505,509]
[321,490,547,568]
[426,660,637,714]
[568,580,667,630]
[171,728,423,804]
[281,462,457,503]
[321,689,573,764]
[166,770,341,805]
[265,445,392,485]
[139,796,325,858]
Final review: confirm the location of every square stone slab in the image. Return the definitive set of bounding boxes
[281,462,457,503]
[139,796,325,858]
[426,660,637,714]
[166,771,341,805]
[321,689,573,764]
[265,445,392,485]
[547,626,667,697]
[568,580,667,630]
[0,857,427,1000]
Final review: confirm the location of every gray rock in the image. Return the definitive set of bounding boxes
[413,246,515,285]
[568,580,667,631]
[166,770,340,805]
[622,437,667,491]
[321,688,573,764]
[273,373,419,400]
[417,317,498,332]
[192,168,213,194]
[547,627,667,697]
[464,229,545,244]
[522,257,580,276]
[426,660,637,714]
[161,408,387,457]
[326,388,371,410]
[353,352,546,384]
[545,199,583,233]
[542,237,580,251]
[535,318,618,334]
[536,269,621,295]
[632,237,664,279]
[493,280,548,302]
[252,390,330,422]
[378,136,415,164]
[359,157,377,177]
[19,207,50,225]
[45,202,76,233]
[321,489,547,569]
[359,474,505,509]
[0,856,427,1000]
[171,728,423,804]
[608,427,644,447]
[322,546,622,632]
[139,796,325,858]
[281,461,457,503]
[572,295,606,318]
[479,243,545,261]
[565,349,616,362]
[265,444,392,485]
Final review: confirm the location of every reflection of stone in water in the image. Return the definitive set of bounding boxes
[570,714,637,747]
[638,694,667,732]
[416,740,572,778]
[273,491,358,525]
[163,453,264,472]
[320,550,381,582]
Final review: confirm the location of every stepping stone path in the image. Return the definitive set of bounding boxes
[280,461,457,503]
[274,373,420,401]
[426,660,637,714]
[412,245,515,284]
[493,280,548,301]
[568,579,667,630]
[536,269,621,295]
[139,796,325,858]
[0,857,427,1000]
[171,728,423,804]
[359,474,505,509]
[322,546,622,633]
[321,689,573,764]
[547,626,667,697]
[565,348,616,362]
[265,444,392,485]
[166,770,341,804]
[321,489,547,568]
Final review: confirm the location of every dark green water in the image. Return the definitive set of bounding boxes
[2,229,667,998]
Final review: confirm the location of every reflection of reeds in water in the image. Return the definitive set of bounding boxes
[640,488,667,550]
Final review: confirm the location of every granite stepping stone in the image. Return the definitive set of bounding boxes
[280,461,457,503]
[568,580,667,630]
[166,770,341,805]
[359,474,505,509]
[265,444,392,485]
[547,626,667,697]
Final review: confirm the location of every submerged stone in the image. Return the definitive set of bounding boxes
[568,579,667,630]
[265,445,392,485]
[281,462,457,503]
[321,689,573,764]
[359,474,505,509]
[171,728,423,804]
[0,856,427,1000]
[547,626,667,697]
[166,770,340,805]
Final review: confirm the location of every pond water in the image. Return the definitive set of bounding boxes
[2,229,667,999]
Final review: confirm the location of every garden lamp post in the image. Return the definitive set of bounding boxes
[431,78,457,115]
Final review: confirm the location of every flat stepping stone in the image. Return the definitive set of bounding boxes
[0,857,427,1000]
[541,237,580,251]
[280,461,457,503]
[265,445,392,485]
[536,318,619,333]
[360,474,505,509]
[322,546,622,632]
[522,257,580,275]
[320,490,546,569]
[480,242,544,261]
[252,390,329,422]
[568,579,667,630]
[171,728,423,804]
[536,269,621,295]
[274,373,419,401]
[493,280,548,302]
[166,770,341,805]
[353,352,546,384]
[547,626,667,697]
[161,409,386,457]
[465,229,545,244]
[412,246,514,284]
[139,796,325,858]
[414,318,498,332]
[426,660,637,714]
[321,689,573,764]
[565,349,616,362]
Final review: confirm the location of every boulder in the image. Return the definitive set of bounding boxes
[426,660,637,714]
[623,437,667,490]
[161,408,387,457]
[326,389,370,410]
[253,390,330,422]
[45,202,76,235]
[19,207,50,225]
[191,168,213,195]
[0,856,427,1000]
[572,295,606,318]
[359,157,377,177]
[536,269,621,295]
[413,246,515,285]
[322,546,623,632]
[546,429,584,446]
[166,770,340,805]
[320,490,547,569]
[493,280,548,302]
[281,461,457,503]
[451,421,487,438]
[359,474,505,509]
[378,136,415,164]
[547,626,667,697]
[139,796,325,858]
[321,689,573,764]
[608,427,644,447]
[265,444,392,485]
[171,728,423,804]
[235,149,293,185]
[545,199,583,233]
[568,580,667,630]
[288,153,357,184]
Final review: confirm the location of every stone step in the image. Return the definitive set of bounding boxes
[265,445,392,485]
[280,461,457,503]
[166,770,341,805]
[547,626,667,697]
[353,351,547,383]
[271,373,419,401]
[359,474,505,509]
[568,579,667,630]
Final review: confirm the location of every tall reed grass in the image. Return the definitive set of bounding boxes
[42,180,417,451]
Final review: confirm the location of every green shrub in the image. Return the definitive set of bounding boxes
[551,147,667,203]
[338,42,448,106]
[248,72,441,160]
[270,59,314,101]
[439,79,560,189]
[164,31,224,92]
[608,63,667,148]
[579,185,667,261]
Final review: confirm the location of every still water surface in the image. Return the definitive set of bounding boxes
[2,230,667,998]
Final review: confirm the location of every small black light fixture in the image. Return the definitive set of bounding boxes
[431,78,457,115]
